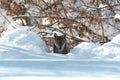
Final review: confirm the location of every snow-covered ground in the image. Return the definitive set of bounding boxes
[0,4,120,79]
[0,29,120,80]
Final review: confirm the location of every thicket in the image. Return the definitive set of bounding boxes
[0,0,120,51]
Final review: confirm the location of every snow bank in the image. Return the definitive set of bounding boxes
[93,42,120,59]
[111,34,120,45]
[70,34,120,60]
[0,29,49,54]
[70,42,97,58]
[93,34,120,60]
[0,28,120,60]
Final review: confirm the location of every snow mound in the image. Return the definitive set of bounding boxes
[0,29,49,54]
[111,34,120,45]
[70,34,120,60]
[93,34,120,59]
[70,42,97,58]
[93,42,120,59]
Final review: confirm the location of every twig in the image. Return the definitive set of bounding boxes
[0,11,11,24]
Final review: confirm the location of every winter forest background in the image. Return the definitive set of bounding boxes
[0,0,120,79]
[0,0,120,50]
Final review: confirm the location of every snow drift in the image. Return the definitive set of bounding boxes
[93,34,120,60]
[70,34,120,60]
[70,42,97,59]
[0,29,49,59]
[0,29,120,60]
[0,29,120,78]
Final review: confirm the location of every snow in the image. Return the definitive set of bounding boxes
[93,42,120,59]
[99,4,107,8]
[111,34,120,44]
[0,26,120,79]
[1,77,120,80]
[43,0,57,4]
[114,14,120,19]
[0,29,120,79]
[0,3,120,80]
[42,18,51,25]
[0,29,46,48]
[92,34,120,60]
[9,19,27,28]
[70,42,97,58]
[0,29,49,59]
[70,34,120,60]
[53,31,63,36]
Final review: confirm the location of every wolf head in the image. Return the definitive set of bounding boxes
[53,34,68,54]
[54,33,66,49]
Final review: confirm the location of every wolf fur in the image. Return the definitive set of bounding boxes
[53,33,68,54]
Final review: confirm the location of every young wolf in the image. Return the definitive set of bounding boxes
[53,33,68,54]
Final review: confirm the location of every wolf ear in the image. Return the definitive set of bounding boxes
[54,33,58,38]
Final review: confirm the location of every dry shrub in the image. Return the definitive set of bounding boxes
[1,0,120,51]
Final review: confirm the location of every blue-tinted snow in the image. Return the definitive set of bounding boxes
[0,60,120,77]
[0,29,120,78]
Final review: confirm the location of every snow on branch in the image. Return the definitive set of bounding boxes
[114,14,120,19]
[0,0,120,51]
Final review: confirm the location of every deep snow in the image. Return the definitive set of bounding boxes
[0,3,120,79]
[0,29,120,60]
[0,29,120,79]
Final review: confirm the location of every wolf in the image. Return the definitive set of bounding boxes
[53,33,68,54]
